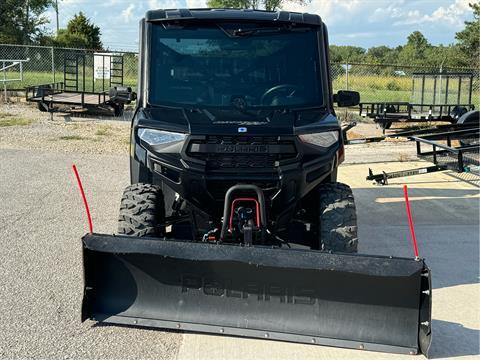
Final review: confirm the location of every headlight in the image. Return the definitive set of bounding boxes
[298,131,339,148]
[138,128,186,146]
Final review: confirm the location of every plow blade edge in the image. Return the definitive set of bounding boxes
[82,233,432,355]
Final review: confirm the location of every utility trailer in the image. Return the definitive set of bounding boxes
[360,72,476,131]
[79,8,432,356]
[367,126,480,185]
[26,52,135,116]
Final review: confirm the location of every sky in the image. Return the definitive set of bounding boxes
[43,0,476,51]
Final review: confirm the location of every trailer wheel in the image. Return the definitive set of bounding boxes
[118,183,165,237]
[112,104,124,117]
[37,102,48,112]
[379,121,392,130]
[318,182,358,253]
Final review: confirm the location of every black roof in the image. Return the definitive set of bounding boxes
[145,8,322,25]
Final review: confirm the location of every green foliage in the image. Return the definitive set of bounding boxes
[386,80,401,91]
[455,2,480,67]
[207,0,252,8]
[397,31,430,64]
[364,46,399,64]
[329,45,366,63]
[52,12,102,49]
[0,0,53,44]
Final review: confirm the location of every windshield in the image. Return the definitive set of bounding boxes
[148,22,323,109]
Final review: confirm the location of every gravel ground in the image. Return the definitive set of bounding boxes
[0,102,418,162]
[0,103,130,154]
[0,103,477,359]
[0,149,182,359]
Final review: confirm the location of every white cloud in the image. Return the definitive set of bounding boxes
[148,0,183,9]
[121,4,136,23]
[186,0,207,8]
[44,9,57,24]
[368,1,405,23]
[61,0,81,4]
[393,0,471,27]
[283,0,363,22]
[103,0,120,6]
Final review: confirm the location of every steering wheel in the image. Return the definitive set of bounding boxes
[261,84,298,105]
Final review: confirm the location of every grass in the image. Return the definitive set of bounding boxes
[4,70,136,92]
[336,110,370,123]
[4,69,479,108]
[95,126,112,136]
[0,112,33,127]
[333,74,480,107]
[59,135,84,140]
[0,117,33,127]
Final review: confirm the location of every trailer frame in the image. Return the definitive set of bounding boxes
[367,127,480,185]
[26,52,130,116]
[359,72,476,131]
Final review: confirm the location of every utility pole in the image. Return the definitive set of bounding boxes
[55,0,59,35]
[25,0,29,43]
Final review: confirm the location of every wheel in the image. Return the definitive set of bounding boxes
[37,102,48,112]
[451,106,468,120]
[317,182,358,253]
[456,110,479,125]
[112,103,124,117]
[379,120,392,130]
[118,183,165,237]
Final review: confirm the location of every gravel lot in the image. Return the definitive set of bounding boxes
[0,104,478,359]
[0,103,130,154]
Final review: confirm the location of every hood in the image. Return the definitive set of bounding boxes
[136,106,336,135]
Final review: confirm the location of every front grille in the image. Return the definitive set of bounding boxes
[206,154,278,169]
[207,180,279,200]
[187,135,297,170]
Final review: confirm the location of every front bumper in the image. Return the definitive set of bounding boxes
[132,134,338,216]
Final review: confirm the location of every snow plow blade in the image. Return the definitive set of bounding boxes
[81,233,432,356]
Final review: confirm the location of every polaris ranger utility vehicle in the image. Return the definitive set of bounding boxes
[81,9,431,355]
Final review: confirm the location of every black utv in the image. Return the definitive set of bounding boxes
[127,8,360,250]
[81,9,431,356]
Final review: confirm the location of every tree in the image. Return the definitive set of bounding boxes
[329,45,366,63]
[455,2,480,67]
[406,31,430,57]
[397,31,431,64]
[207,0,252,8]
[0,0,53,44]
[365,46,395,64]
[53,12,102,49]
[206,0,309,11]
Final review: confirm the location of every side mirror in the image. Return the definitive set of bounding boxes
[334,90,360,107]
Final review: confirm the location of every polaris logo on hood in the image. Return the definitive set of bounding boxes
[238,127,247,133]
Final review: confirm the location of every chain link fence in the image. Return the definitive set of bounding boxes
[1,43,479,107]
[331,62,480,107]
[0,44,138,94]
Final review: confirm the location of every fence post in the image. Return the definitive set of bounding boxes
[51,46,55,84]
[3,61,7,102]
[345,62,349,90]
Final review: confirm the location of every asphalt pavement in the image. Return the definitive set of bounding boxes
[0,147,478,359]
